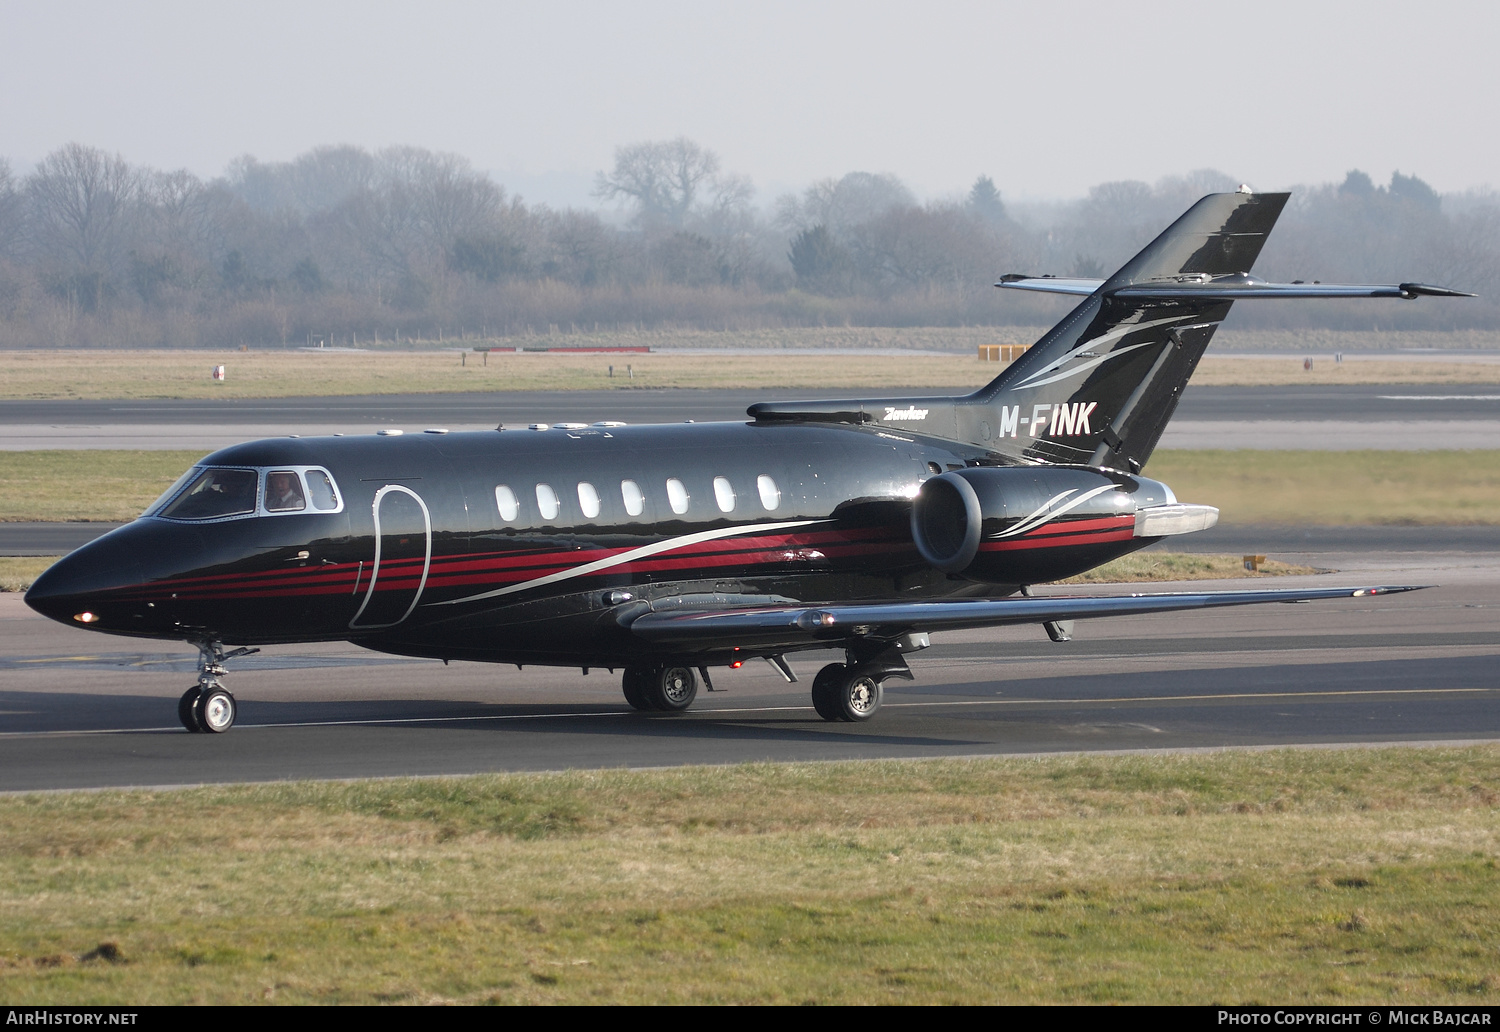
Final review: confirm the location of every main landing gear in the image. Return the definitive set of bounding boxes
[621,637,925,722]
[622,663,699,712]
[179,641,259,733]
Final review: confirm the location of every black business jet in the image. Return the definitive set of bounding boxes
[25,189,1472,733]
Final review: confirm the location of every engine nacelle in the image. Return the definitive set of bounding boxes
[910,466,1216,583]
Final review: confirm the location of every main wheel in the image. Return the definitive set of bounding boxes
[644,664,697,712]
[178,686,204,732]
[621,666,653,711]
[194,686,236,733]
[839,672,882,722]
[811,665,883,722]
[811,664,846,721]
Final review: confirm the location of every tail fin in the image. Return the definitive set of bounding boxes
[749,190,1468,471]
[972,191,1289,472]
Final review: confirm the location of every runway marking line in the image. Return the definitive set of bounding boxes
[0,685,1494,738]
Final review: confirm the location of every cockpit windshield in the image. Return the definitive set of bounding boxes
[157,468,259,521]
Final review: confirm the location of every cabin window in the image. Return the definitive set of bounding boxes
[495,485,519,521]
[713,476,735,513]
[578,482,601,519]
[757,474,781,511]
[666,478,690,515]
[536,484,560,521]
[621,479,644,517]
[264,471,306,512]
[306,469,340,511]
[157,468,258,521]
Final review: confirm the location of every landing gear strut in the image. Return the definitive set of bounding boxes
[809,638,923,722]
[621,663,698,712]
[179,641,259,733]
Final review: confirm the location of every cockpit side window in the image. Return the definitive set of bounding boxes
[157,468,259,521]
[264,471,307,512]
[306,469,339,510]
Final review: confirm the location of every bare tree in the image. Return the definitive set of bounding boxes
[595,137,728,229]
[25,142,139,271]
[0,159,19,259]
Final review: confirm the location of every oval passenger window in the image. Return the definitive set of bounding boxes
[713,476,735,513]
[666,478,690,515]
[577,482,601,519]
[757,474,781,511]
[621,479,644,517]
[536,483,560,521]
[495,485,519,521]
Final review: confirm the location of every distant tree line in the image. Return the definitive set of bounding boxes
[0,138,1494,348]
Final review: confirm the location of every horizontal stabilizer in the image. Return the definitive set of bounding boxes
[996,275,1104,296]
[1108,275,1475,301]
[997,273,1475,301]
[628,585,1425,651]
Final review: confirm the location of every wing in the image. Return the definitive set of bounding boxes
[628,585,1425,653]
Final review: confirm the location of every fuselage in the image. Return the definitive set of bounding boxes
[24,418,1165,667]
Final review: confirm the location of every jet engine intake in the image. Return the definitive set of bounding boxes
[910,467,1200,583]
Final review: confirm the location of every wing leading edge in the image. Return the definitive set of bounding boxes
[628,585,1426,652]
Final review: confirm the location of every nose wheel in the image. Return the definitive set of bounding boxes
[180,641,257,733]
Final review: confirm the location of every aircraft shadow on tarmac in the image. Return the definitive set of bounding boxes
[5,647,1500,745]
[0,689,974,747]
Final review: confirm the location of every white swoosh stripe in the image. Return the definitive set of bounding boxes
[433,519,828,606]
[1014,315,1185,387]
[994,489,1077,539]
[990,484,1119,539]
[1016,341,1162,390]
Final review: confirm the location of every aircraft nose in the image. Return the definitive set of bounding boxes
[24,521,187,631]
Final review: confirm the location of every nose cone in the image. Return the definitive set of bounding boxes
[25,521,197,635]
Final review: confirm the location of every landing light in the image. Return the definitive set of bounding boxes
[74,612,99,624]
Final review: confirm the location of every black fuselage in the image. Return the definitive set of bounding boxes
[26,418,1162,667]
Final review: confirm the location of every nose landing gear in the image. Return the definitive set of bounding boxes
[179,641,259,733]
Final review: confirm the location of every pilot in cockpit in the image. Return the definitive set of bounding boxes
[265,471,306,512]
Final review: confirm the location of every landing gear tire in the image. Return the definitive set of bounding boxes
[811,664,846,721]
[647,664,698,712]
[622,667,653,711]
[194,687,236,734]
[622,664,698,712]
[811,664,883,722]
[178,686,204,732]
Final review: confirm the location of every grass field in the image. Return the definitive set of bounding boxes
[1,340,1498,400]
[1,449,1493,527]
[1,748,1497,1004]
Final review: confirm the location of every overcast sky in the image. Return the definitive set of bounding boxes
[3,0,1496,207]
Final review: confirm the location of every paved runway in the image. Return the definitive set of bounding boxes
[4,385,1500,449]
[2,551,1496,792]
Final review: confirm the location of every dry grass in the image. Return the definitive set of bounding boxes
[0,557,55,592]
[1149,450,1500,526]
[1057,553,1319,583]
[1,336,1498,400]
[0,450,202,523]
[1,748,1498,1003]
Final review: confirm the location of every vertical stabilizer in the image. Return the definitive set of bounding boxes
[969,192,1289,472]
